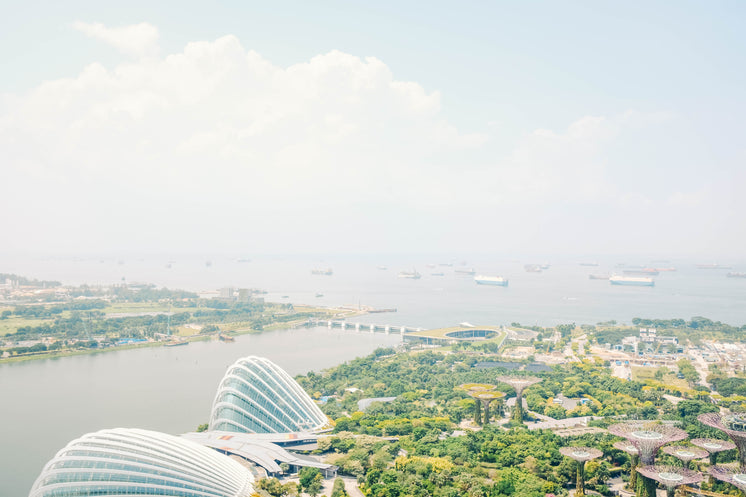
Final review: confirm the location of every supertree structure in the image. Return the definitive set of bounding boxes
[459,384,504,426]
[698,413,746,470]
[661,445,709,469]
[560,447,603,497]
[691,438,736,465]
[614,440,641,490]
[636,465,703,497]
[497,376,541,423]
[470,391,505,426]
[608,423,688,497]
[708,466,746,495]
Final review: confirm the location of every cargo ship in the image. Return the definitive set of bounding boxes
[398,270,421,279]
[623,269,660,276]
[727,272,746,278]
[311,268,333,275]
[589,274,610,280]
[610,275,654,287]
[455,267,476,275]
[524,264,543,273]
[697,264,732,269]
[475,275,509,286]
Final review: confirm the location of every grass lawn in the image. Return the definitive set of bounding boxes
[0,316,54,337]
[103,302,174,314]
[631,366,691,391]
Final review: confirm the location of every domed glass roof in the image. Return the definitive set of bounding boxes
[209,356,330,434]
[29,428,255,497]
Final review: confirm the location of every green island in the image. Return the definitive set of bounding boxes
[0,273,360,363]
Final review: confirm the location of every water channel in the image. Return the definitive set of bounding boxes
[0,326,402,496]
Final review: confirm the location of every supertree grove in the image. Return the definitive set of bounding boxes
[636,465,703,497]
[614,441,640,490]
[661,445,709,469]
[608,423,688,497]
[708,466,746,495]
[497,376,541,423]
[698,413,746,470]
[560,447,603,497]
[459,384,504,426]
[691,438,737,466]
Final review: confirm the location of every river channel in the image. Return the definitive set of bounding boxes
[0,326,402,496]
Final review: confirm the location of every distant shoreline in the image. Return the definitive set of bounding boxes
[0,303,366,365]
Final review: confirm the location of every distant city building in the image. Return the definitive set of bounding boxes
[639,328,678,345]
[640,328,657,342]
[237,288,251,302]
[209,356,331,434]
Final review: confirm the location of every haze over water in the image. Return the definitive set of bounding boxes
[5,253,746,327]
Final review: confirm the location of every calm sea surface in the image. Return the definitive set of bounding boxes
[2,253,746,495]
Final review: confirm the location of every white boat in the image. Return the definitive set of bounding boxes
[398,270,421,279]
[610,275,654,287]
[623,269,659,276]
[311,268,333,275]
[474,275,508,286]
[455,267,476,275]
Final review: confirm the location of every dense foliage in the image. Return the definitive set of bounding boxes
[284,347,742,497]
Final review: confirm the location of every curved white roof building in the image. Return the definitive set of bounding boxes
[29,428,255,497]
[209,356,330,434]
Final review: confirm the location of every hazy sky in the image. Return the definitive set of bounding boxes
[1,1,744,257]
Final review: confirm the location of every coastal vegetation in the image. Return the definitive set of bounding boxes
[0,277,346,362]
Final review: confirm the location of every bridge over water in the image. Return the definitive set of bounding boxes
[307,319,424,334]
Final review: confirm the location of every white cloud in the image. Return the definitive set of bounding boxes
[73,21,159,58]
[0,28,740,255]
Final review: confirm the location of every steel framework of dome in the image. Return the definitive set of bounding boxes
[698,413,746,470]
[636,465,703,497]
[660,445,709,468]
[209,356,330,434]
[608,422,688,497]
[29,428,255,497]
[497,375,541,423]
[691,438,737,465]
[560,447,603,497]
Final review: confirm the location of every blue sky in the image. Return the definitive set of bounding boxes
[1,1,744,256]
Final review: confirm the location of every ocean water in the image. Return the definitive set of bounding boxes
[4,253,746,327]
